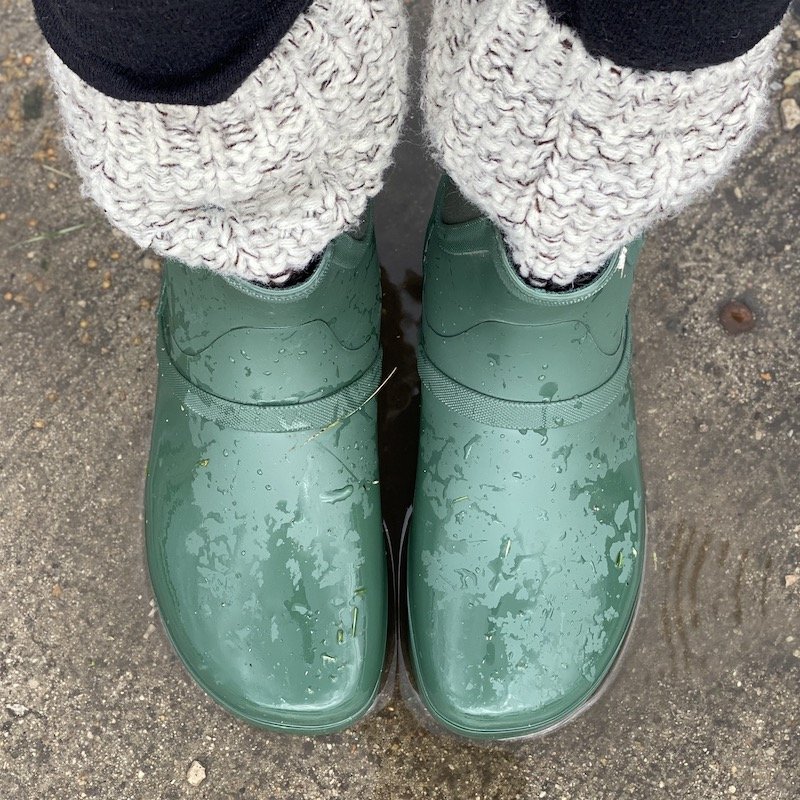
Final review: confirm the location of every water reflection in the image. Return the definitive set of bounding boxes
[378,265,422,543]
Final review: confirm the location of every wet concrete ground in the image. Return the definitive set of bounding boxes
[1,1,800,798]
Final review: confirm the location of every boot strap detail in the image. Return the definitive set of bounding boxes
[158,336,383,434]
[417,324,632,430]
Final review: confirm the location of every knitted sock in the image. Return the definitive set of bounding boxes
[46,0,408,284]
[423,0,781,287]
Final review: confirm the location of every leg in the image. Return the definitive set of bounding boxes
[407,0,789,739]
[36,0,408,733]
[424,0,786,286]
[41,0,407,284]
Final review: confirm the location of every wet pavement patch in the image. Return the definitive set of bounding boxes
[22,85,44,120]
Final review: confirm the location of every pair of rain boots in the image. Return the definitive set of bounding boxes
[144,176,645,739]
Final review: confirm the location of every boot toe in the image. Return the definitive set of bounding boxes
[146,353,387,734]
[408,378,644,740]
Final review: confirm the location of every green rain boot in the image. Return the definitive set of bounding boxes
[406,178,646,739]
[144,210,387,734]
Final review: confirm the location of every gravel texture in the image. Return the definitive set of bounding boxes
[1,2,798,798]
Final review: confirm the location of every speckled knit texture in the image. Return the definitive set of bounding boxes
[47,0,408,284]
[423,0,781,286]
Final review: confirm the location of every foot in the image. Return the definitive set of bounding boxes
[407,178,645,739]
[145,213,387,734]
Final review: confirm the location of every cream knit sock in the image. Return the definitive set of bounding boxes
[47,0,408,284]
[423,0,780,286]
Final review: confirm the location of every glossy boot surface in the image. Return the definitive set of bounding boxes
[407,178,645,739]
[145,214,387,734]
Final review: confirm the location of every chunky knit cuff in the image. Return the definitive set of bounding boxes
[423,0,781,286]
[47,0,408,284]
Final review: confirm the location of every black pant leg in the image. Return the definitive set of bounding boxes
[32,0,311,104]
[544,0,790,70]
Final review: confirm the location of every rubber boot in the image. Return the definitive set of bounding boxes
[145,210,387,734]
[406,178,645,739]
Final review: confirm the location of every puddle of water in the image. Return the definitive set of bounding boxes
[375,144,439,546]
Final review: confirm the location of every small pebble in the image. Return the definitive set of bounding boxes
[780,98,800,131]
[6,703,28,717]
[783,69,800,89]
[186,760,206,787]
[31,419,46,430]
[786,575,799,588]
